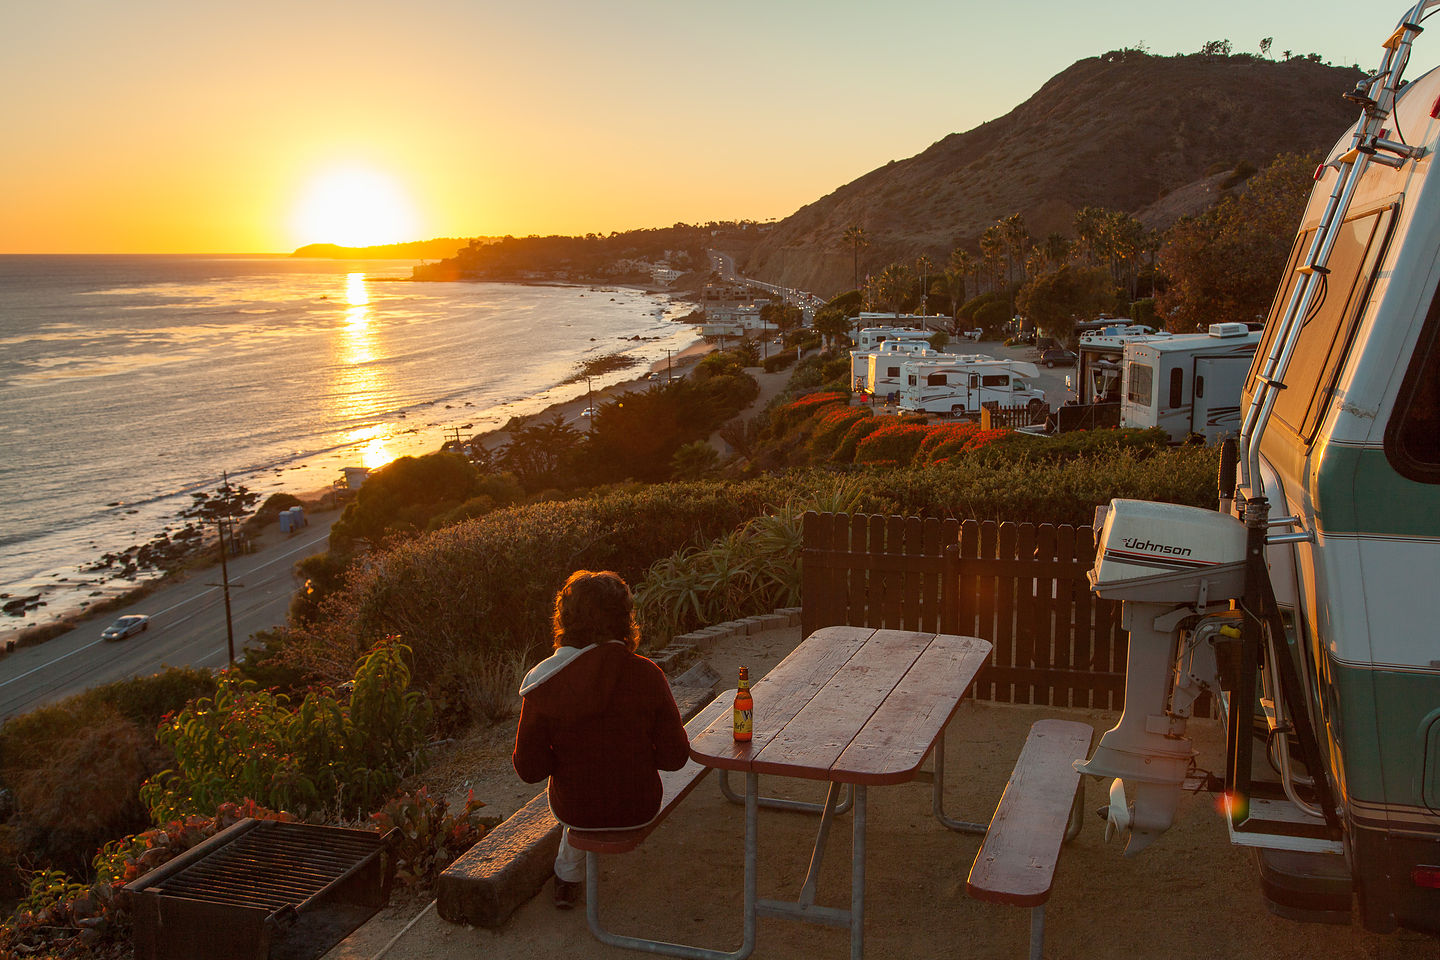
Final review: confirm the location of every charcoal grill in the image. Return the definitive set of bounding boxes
[124,817,397,960]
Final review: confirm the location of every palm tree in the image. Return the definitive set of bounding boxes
[978,226,1005,294]
[876,262,913,316]
[842,225,870,292]
[1000,213,1030,287]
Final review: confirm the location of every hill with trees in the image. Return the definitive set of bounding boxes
[744,49,1362,295]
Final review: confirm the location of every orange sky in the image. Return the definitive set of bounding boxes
[0,1,1411,253]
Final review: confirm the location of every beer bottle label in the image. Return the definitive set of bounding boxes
[733,705,753,738]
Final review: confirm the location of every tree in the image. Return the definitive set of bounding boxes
[1259,36,1273,58]
[842,225,869,292]
[498,414,583,489]
[671,440,721,480]
[875,262,913,315]
[812,306,854,348]
[1156,152,1318,330]
[1015,264,1115,344]
[928,331,951,353]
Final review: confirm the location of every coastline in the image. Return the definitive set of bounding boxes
[0,328,714,650]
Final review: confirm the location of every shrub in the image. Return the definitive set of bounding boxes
[831,416,887,463]
[770,390,848,432]
[763,348,797,372]
[854,423,931,465]
[808,406,872,459]
[330,452,481,550]
[369,787,498,889]
[276,481,782,709]
[140,642,430,822]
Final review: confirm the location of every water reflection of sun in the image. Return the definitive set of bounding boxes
[331,272,394,470]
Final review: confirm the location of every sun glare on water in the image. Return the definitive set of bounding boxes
[292,167,418,248]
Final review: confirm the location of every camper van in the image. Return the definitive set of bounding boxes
[1119,323,1261,441]
[1079,5,1440,936]
[1076,326,1172,405]
[896,357,1044,418]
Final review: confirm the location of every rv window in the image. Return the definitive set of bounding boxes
[1127,363,1153,405]
[886,366,900,377]
[1251,205,1396,441]
[926,373,947,387]
[981,374,1008,388]
[907,375,917,386]
[1385,283,1440,481]
[1169,367,1184,409]
[1195,375,1205,399]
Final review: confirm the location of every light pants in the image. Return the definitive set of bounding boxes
[554,827,585,883]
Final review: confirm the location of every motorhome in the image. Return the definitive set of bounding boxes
[849,327,932,387]
[862,341,990,396]
[1078,5,1440,936]
[896,357,1044,418]
[1119,323,1262,441]
[1076,326,1172,405]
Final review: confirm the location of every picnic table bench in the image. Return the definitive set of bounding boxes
[567,690,756,959]
[966,718,1094,960]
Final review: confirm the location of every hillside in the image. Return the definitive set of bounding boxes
[743,52,1363,295]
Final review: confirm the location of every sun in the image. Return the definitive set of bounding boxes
[292,167,418,248]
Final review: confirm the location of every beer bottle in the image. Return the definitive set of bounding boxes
[733,666,753,742]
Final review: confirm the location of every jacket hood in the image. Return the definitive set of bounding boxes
[518,641,630,718]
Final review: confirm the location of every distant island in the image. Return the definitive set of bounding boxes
[291,238,481,260]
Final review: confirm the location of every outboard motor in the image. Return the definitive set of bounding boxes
[1076,499,1247,854]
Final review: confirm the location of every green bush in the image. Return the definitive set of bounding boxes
[330,452,481,550]
[140,642,430,822]
[763,349,797,372]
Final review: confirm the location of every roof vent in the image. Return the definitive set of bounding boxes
[1208,322,1250,338]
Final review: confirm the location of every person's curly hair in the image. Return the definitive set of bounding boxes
[552,570,639,651]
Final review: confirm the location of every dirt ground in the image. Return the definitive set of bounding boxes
[326,626,1440,960]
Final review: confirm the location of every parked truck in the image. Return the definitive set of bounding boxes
[1078,5,1440,936]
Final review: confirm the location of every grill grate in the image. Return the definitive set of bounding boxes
[124,818,396,960]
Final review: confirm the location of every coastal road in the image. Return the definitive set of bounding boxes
[0,518,335,721]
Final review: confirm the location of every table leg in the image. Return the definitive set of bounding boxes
[851,784,866,960]
[798,782,844,907]
[930,729,988,834]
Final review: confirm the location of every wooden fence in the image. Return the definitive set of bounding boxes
[801,511,1127,709]
[979,401,1047,429]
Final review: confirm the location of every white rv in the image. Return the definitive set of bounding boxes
[1119,323,1261,441]
[1076,326,1172,405]
[848,327,932,388]
[863,342,990,396]
[896,357,1045,418]
[1079,5,1440,936]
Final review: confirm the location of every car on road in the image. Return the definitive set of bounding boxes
[1040,348,1077,368]
[101,614,149,641]
[580,406,597,418]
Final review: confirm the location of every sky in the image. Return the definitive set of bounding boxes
[3,0,1434,254]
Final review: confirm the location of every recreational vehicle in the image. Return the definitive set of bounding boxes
[863,342,990,396]
[1078,4,1440,936]
[849,327,932,387]
[896,357,1044,418]
[1076,326,1172,405]
[1119,323,1261,441]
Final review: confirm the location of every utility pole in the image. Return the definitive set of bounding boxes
[217,507,236,665]
[187,470,256,666]
[586,376,595,433]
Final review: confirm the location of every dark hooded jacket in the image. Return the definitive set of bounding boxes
[512,641,690,829]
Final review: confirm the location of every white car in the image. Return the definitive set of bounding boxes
[101,614,149,641]
[580,407,597,418]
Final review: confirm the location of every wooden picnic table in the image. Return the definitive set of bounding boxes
[689,625,992,960]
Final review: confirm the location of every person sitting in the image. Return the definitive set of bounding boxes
[512,569,690,909]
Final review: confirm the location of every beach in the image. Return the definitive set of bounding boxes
[0,257,706,644]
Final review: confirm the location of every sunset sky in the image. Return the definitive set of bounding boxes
[2,1,1428,254]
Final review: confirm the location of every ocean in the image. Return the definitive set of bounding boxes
[0,255,700,639]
